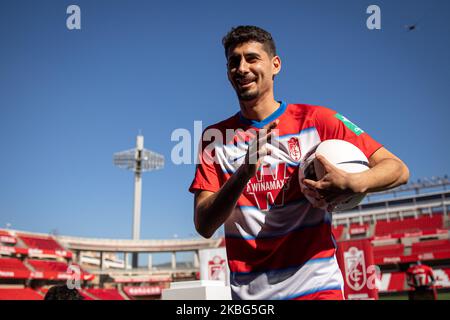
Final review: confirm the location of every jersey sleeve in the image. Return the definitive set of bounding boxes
[188,129,222,194]
[314,106,383,159]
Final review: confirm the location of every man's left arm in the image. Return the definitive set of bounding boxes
[303,107,410,203]
[349,146,410,193]
[302,146,409,203]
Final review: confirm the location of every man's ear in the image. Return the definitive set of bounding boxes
[272,55,282,76]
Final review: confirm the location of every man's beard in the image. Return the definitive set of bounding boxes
[237,88,259,101]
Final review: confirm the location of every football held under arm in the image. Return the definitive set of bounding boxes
[303,107,409,195]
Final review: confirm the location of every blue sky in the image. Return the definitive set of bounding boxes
[0,0,449,248]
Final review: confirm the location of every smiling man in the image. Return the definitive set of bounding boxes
[189,25,409,300]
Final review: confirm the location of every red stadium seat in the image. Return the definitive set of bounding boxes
[27,259,69,272]
[26,259,90,281]
[0,258,29,271]
[85,288,125,300]
[0,288,42,300]
[373,244,405,258]
[374,215,443,237]
[411,240,450,255]
[0,258,31,279]
[19,234,65,251]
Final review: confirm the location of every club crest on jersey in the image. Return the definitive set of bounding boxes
[344,246,367,291]
[287,137,301,161]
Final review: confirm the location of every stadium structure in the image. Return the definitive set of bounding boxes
[0,176,449,300]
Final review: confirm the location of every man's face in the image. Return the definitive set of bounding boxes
[226,42,281,102]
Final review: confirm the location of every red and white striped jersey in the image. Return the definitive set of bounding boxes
[189,101,382,300]
[407,264,435,287]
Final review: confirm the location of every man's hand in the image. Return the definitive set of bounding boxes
[194,119,279,238]
[300,147,409,211]
[301,155,359,211]
[240,119,279,179]
[302,155,356,192]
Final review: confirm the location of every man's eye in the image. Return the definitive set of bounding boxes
[228,60,239,68]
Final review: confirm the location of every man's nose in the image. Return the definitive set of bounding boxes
[237,59,250,74]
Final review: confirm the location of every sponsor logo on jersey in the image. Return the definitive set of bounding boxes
[245,163,291,211]
[334,113,364,136]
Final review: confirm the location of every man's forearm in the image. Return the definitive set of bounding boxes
[352,158,409,193]
[195,166,251,238]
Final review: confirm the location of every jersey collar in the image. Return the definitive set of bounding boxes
[238,101,287,129]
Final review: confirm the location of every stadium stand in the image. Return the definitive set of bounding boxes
[374,215,444,237]
[348,223,369,237]
[25,259,93,281]
[411,239,450,255]
[27,259,69,273]
[373,243,405,257]
[84,288,126,300]
[19,234,65,251]
[333,176,450,298]
[0,258,31,279]
[0,230,16,244]
[0,288,42,300]
[372,243,407,265]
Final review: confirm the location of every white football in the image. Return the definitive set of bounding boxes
[298,139,370,211]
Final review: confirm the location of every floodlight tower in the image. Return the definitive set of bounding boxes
[113,134,164,268]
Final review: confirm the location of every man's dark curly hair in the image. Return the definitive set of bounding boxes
[222,25,277,58]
